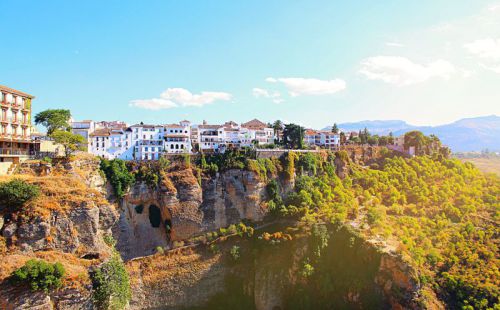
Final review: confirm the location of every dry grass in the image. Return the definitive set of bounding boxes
[126,248,222,288]
[460,157,500,176]
[0,174,108,219]
[0,251,94,289]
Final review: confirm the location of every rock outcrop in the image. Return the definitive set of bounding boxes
[115,168,268,259]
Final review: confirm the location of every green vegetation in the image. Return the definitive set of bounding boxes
[100,159,135,198]
[282,123,305,149]
[0,178,40,212]
[91,254,131,310]
[10,259,65,292]
[34,109,71,135]
[230,245,240,261]
[261,150,499,309]
[51,130,86,158]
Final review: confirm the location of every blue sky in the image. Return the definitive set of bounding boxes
[1,0,500,128]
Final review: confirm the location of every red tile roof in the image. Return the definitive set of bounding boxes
[0,85,35,98]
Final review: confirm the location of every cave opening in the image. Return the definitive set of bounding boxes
[149,204,162,228]
[135,204,144,214]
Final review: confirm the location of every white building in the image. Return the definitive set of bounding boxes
[241,119,274,145]
[129,123,164,160]
[304,130,340,150]
[198,123,223,153]
[164,120,192,154]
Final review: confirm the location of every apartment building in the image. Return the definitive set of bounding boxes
[241,119,274,145]
[304,130,340,150]
[0,85,33,171]
[164,120,191,154]
[198,123,223,153]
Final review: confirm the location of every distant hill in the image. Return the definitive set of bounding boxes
[323,115,500,152]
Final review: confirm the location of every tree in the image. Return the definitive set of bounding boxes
[34,109,71,135]
[282,123,305,149]
[273,120,284,143]
[378,136,389,146]
[404,131,426,155]
[339,132,346,145]
[331,123,339,134]
[51,130,86,158]
[0,179,40,212]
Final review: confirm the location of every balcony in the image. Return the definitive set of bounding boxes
[0,148,29,156]
[11,103,20,110]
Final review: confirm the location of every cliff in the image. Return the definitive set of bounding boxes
[115,167,269,259]
[0,155,119,309]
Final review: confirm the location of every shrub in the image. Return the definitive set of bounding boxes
[230,245,240,261]
[103,234,116,248]
[91,255,131,310]
[0,179,40,211]
[10,259,65,292]
[100,159,135,198]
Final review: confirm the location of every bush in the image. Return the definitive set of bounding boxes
[100,159,135,198]
[91,255,131,310]
[0,179,40,211]
[10,259,65,292]
[230,245,240,261]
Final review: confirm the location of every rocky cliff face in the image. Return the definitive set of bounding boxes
[0,155,119,309]
[125,225,428,310]
[115,168,268,259]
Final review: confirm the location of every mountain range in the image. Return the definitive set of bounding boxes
[323,115,500,152]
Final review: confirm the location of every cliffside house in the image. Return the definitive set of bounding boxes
[0,85,34,174]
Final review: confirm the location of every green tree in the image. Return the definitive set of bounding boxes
[100,159,135,198]
[404,131,426,155]
[273,120,284,143]
[91,254,131,310]
[0,179,40,212]
[51,130,86,158]
[10,259,65,292]
[34,109,71,135]
[283,123,305,149]
[331,123,339,134]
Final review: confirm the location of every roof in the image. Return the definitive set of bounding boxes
[198,124,221,129]
[130,123,161,128]
[0,85,35,99]
[90,128,111,137]
[180,119,191,123]
[164,123,184,128]
[305,129,317,136]
[241,119,268,129]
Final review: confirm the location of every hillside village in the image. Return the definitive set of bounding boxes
[0,84,417,175]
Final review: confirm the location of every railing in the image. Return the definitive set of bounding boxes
[0,148,29,155]
[30,151,59,159]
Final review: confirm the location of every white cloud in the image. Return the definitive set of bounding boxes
[129,98,177,110]
[385,42,405,47]
[359,56,457,86]
[252,87,283,103]
[488,4,500,11]
[464,38,500,60]
[130,87,232,110]
[266,77,346,96]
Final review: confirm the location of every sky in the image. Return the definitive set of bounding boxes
[1,0,500,129]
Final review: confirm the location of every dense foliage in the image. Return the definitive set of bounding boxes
[51,130,86,158]
[266,151,499,309]
[34,109,71,135]
[10,259,65,292]
[100,159,135,198]
[0,178,40,211]
[91,254,131,310]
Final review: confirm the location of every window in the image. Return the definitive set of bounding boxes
[145,147,148,152]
